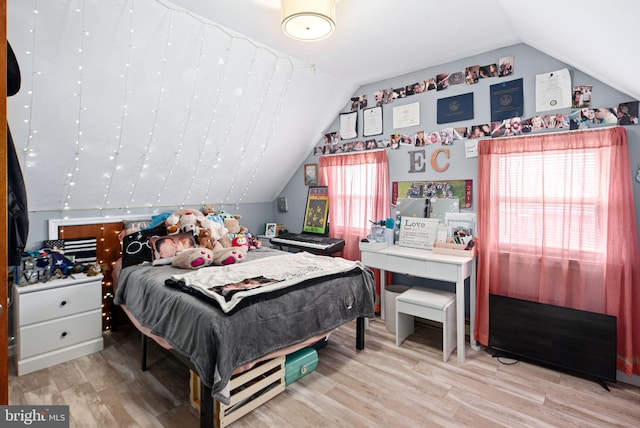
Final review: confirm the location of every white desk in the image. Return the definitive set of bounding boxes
[360,245,477,363]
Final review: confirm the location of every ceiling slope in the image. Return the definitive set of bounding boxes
[7,0,639,214]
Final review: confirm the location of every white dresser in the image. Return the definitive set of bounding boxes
[14,274,104,375]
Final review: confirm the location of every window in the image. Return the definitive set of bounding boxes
[320,150,389,260]
[475,127,640,377]
[496,150,606,259]
[330,162,383,229]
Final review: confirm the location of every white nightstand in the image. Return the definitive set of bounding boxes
[14,273,104,375]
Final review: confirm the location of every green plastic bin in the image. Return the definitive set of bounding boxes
[285,347,318,385]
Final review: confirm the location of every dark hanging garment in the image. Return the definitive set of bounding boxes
[7,127,28,266]
[7,41,29,266]
[7,41,20,96]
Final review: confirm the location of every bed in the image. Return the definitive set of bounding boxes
[113,246,376,427]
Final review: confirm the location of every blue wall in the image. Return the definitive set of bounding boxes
[278,42,640,239]
[276,42,640,309]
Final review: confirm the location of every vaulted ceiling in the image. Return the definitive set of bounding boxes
[7,0,640,214]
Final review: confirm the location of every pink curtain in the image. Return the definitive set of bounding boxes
[476,126,640,376]
[319,150,390,261]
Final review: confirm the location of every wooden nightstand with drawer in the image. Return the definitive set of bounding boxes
[14,274,104,375]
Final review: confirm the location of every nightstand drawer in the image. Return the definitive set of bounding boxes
[19,280,101,326]
[19,309,102,359]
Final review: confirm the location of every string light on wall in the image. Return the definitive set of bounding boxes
[124,9,174,212]
[16,0,310,214]
[179,26,230,208]
[201,38,259,205]
[60,1,88,214]
[220,57,294,205]
[101,1,136,214]
[240,61,294,204]
[21,3,40,169]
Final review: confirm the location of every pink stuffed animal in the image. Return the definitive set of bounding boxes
[172,248,214,269]
[232,233,249,252]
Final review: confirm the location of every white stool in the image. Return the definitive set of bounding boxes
[395,288,457,362]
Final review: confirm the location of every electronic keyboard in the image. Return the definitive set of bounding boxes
[270,233,345,255]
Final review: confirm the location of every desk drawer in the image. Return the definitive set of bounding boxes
[360,251,387,270]
[424,261,458,282]
[19,280,101,326]
[19,309,102,359]
[389,258,458,282]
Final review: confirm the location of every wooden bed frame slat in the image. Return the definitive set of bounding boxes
[190,356,286,428]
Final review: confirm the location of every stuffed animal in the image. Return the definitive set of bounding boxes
[161,207,251,267]
[172,246,248,269]
[86,263,103,276]
[218,210,242,222]
[231,233,249,252]
[172,247,214,269]
[179,211,200,235]
[198,228,215,251]
[202,204,217,215]
[164,208,207,235]
[165,213,180,234]
[212,247,247,265]
[224,218,241,235]
[196,215,227,241]
[246,233,262,250]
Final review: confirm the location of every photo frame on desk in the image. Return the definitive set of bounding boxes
[398,217,440,250]
[265,223,277,237]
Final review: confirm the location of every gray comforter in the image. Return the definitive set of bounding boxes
[113,248,376,404]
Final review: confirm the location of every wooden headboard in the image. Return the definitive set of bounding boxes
[48,215,151,330]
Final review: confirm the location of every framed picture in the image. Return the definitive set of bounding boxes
[277,196,288,212]
[363,106,383,137]
[339,111,358,140]
[304,163,318,186]
[265,223,277,237]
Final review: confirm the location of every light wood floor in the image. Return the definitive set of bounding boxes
[9,318,640,427]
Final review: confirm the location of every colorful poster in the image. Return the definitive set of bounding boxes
[392,180,473,208]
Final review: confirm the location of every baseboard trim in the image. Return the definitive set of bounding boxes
[617,370,640,387]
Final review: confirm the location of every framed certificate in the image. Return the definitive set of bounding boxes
[339,111,358,140]
[363,106,383,137]
[437,93,474,124]
[392,102,420,129]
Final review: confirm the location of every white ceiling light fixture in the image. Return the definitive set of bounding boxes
[281,0,335,41]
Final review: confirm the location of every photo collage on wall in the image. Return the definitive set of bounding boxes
[313,54,638,156]
[313,55,517,155]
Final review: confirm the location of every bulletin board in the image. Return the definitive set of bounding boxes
[392,180,473,208]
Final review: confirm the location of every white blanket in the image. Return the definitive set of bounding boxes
[171,252,364,313]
